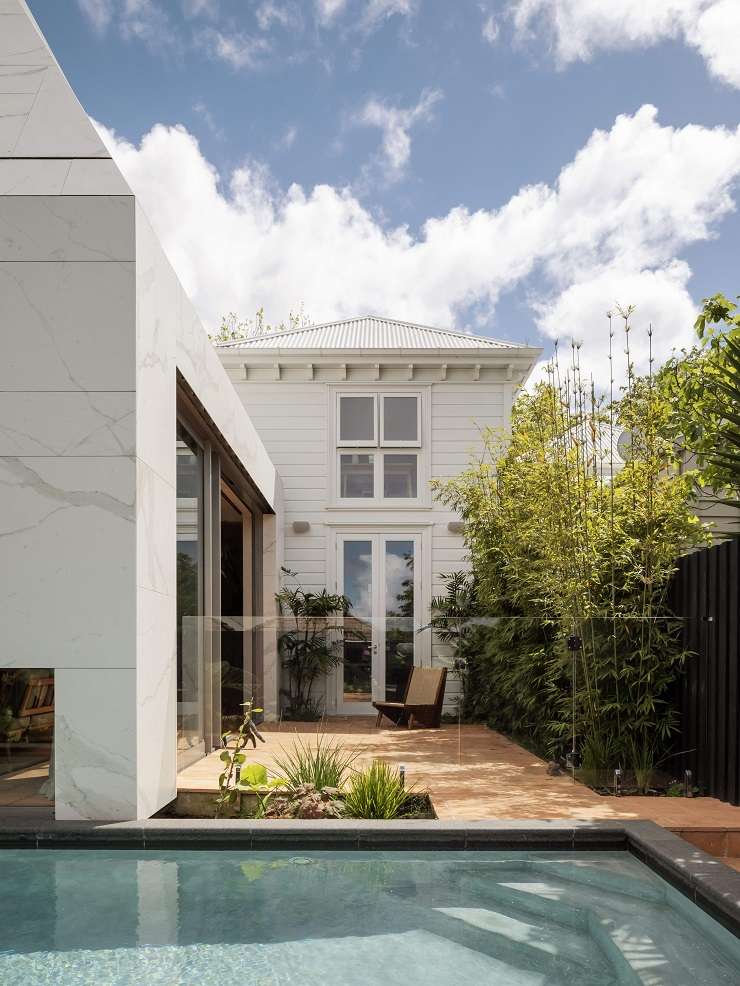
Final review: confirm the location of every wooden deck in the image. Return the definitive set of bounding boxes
[179,717,740,838]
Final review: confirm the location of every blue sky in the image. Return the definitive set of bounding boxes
[28,0,740,382]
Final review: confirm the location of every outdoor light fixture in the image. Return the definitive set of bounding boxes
[399,765,406,789]
[613,768,622,796]
[684,769,693,798]
[292,520,310,534]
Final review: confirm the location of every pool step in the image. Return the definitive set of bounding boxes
[459,871,739,985]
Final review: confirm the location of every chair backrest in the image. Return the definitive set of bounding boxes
[405,667,445,706]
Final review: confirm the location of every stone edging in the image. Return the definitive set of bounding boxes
[1,817,738,937]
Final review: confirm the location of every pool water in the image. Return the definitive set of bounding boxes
[0,849,738,985]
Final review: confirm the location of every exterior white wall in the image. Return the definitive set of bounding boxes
[227,372,511,714]
[0,0,280,819]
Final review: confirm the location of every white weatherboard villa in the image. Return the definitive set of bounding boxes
[0,1,539,820]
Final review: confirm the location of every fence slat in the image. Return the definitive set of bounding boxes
[675,539,740,805]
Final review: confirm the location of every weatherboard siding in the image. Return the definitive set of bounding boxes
[230,375,510,712]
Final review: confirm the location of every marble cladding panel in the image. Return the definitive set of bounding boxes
[0,91,34,153]
[134,206,177,489]
[0,61,46,92]
[55,668,138,821]
[13,65,110,155]
[0,261,136,391]
[0,157,71,195]
[136,586,177,818]
[176,281,278,510]
[136,456,176,597]
[63,159,131,196]
[0,455,137,669]
[0,195,135,261]
[0,10,53,65]
[0,391,135,456]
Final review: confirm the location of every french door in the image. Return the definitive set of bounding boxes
[336,533,420,715]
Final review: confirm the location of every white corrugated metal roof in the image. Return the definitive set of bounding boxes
[215,315,526,351]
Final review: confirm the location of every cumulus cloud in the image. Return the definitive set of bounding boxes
[354,88,443,183]
[94,105,740,386]
[511,0,740,89]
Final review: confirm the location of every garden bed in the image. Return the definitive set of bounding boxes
[158,790,435,821]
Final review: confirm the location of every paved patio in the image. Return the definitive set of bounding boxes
[178,718,740,867]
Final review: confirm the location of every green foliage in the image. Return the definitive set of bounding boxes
[276,568,351,719]
[210,306,311,343]
[270,732,358,790]
[215,699,263,818]
[343,761,409,820]
[658,292,740,498]
[433,314,708,768]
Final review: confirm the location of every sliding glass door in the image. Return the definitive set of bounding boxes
[336,533,419,714]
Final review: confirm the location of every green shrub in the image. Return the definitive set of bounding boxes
[343,761,409,819]
[271,733,358,790]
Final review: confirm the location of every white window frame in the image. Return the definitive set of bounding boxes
[380,393,422,447]
[336,393,377,447]
[329,386,431,509]
[338,450,377,500]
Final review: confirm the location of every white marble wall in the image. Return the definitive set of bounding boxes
[1,0,280,820]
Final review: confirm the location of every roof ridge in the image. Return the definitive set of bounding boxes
[215,314,518,349]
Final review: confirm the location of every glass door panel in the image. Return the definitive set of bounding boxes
[384,539,415,701]
[340,539,375,711]
[176,423,205,767]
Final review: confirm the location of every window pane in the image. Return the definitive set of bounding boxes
[385,540,414,700]
[340,453,375,498]
[383,396,418,442]
[339,396,375,442]
[176,423,204,763]
[383,454,417,498]
[343,540,373,704]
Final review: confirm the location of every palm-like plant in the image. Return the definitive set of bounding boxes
[276,568,351,719]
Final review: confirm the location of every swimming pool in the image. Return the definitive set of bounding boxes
[0,849,738,985]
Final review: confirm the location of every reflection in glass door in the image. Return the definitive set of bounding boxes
[176,423,204,766]
[337,534,419,713]
[340,539,375,712]
[384,540,415,701]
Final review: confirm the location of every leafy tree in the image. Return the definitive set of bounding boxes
[658,292,740,498]
[210,305,311,343]
[433,320,707,775]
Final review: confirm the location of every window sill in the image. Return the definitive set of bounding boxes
[327,503,433,511]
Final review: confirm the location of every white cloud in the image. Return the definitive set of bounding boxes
[77,0,115,33]
[197,27,271,69]
[510,0,740,89]
[182,0,218,17]
[94,105,740,387]
[482,14,499,45]
[315,0,347,25]
[77,0,174,49]
[354,88,443,183]
[361,0,419,31]
[275,125,298,150]
[256,1,301,32]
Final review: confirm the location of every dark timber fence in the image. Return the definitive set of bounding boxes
[674,538,740,805]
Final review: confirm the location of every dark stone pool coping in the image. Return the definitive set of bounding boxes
[1,815,739,937]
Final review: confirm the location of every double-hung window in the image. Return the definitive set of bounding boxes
[336,393,422,503]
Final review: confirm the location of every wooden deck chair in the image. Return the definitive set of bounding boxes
[373,667,447,729]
